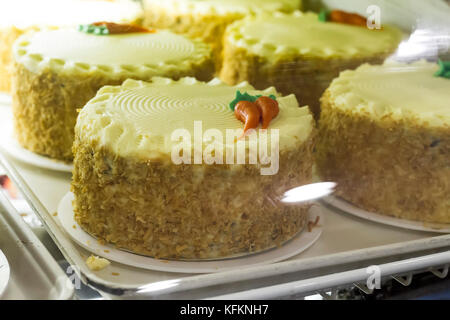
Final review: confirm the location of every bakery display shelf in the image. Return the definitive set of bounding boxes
[1,151,450,299]
[0,183,74,300]
[208,250,450,299]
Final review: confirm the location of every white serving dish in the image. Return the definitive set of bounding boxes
[0,93,11,106]
[323,196,450,233]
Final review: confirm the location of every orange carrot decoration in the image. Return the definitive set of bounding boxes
[230,91,279,135]
[255,96,279,129]
[234,101,261,135]
[92,22,153,34]
[330,10,367,27]
[79,22,155,35]
[319,9,367,28]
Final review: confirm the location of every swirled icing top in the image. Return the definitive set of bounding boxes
[76,78,313,160]
[225,11,403,61]
[13,28,212,77]
[143,0,301,16]
[0,0,141,29]
[327,61,450,128]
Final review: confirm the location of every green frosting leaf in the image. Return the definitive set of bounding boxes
[78,24,109,36]
[318,9,330,22]
[434,59,450,79]
[229,91,277,111]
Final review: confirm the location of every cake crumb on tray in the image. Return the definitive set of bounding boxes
[86,255,110,271]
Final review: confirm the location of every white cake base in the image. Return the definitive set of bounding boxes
[58,192,324,273]
[323,196,450,234]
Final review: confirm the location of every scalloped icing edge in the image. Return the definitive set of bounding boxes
[116,76,281,97]
[76,77,314,161]
[225,11,403,61]
[12,28,212,78]
[144,0,302,16]
[327,60,450,128]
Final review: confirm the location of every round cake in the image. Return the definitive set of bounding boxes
[142,0,302,69]
[220,11,403,117]
[71,77,315,260]
[317,61,450,224]
[0,0,142,93]
[12,26,214,161]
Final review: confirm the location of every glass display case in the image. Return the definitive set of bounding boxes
[0,0,449,301]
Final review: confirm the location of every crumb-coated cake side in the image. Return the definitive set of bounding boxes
[12,28,214,161]
[0,0,142,93]
[142,0,302,69]
[317,61,450,224]
[71,77,315,259]
[220,11,403,118]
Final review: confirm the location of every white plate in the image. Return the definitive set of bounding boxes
[323,196,450,234]
[57,192,323,273]
[0,106,73,172]
[0,250,10,298]
[0,93,11,106]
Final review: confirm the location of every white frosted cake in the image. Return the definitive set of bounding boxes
[317,61,450,224]
[72,77,315,259]
[12,25,214,161]
[142,0,302,68]
[221,11,403,117]
[0,0,142,92]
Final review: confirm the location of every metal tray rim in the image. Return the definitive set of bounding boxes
[0,188,74,300]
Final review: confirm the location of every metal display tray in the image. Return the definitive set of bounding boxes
[1,151,449,299]
[0,186,74,299]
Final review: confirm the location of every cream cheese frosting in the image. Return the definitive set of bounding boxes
[327,61,450,127]
[225,11,403,61]
[13,29,211,77]
[76,77,314,160]
[144,0,302,16]
[0,0,141,29]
